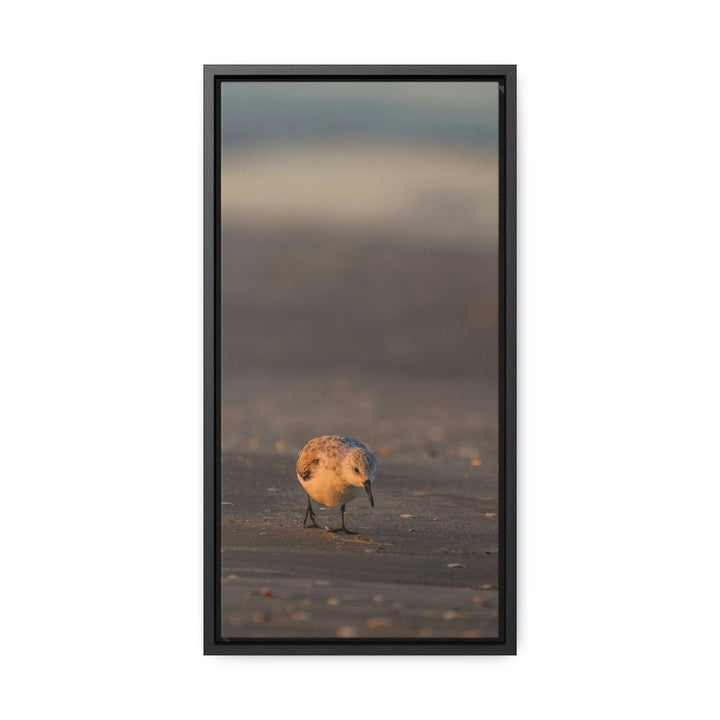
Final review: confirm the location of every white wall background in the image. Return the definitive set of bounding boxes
[2,2,719,718]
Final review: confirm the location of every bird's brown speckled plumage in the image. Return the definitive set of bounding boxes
[296,435,378,512]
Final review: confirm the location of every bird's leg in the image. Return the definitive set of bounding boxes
[329,503,356,534]
[303,494,319,529]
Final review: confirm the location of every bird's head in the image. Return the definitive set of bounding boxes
[343,447,377,507]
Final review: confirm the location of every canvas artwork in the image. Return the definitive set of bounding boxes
[205,67,516,653]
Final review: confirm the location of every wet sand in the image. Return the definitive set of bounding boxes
[220,452,499,639]
[219,221,500,639]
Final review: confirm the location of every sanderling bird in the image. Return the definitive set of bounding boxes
[296,435,377,533]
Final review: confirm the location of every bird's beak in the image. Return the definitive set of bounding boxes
[363,481,374,507]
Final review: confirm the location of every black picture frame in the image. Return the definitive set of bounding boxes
[204,65,516,655]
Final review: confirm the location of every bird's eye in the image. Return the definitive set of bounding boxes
[354,467,359,473]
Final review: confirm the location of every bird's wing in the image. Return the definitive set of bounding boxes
[296,448,319,482]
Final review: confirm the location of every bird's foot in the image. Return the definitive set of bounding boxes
[304,520,320,529]
[327,526,357,534]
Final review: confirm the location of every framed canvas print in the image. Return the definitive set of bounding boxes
[204,65,516,654]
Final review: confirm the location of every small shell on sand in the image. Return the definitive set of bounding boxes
[366,617,390,629]
[336,626,358,638]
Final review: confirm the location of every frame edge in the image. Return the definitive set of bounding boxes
[203,65,518,655]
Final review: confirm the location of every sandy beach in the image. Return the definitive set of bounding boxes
[220,451,499,639]
[218,223,501,640]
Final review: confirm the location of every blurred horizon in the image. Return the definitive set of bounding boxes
[221,81,498,145]
[221,82,498,249]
